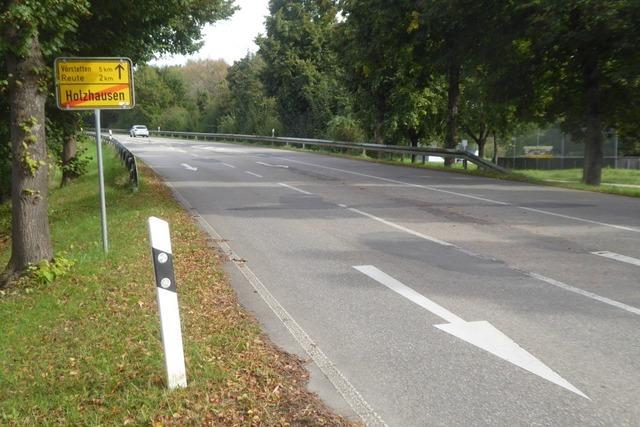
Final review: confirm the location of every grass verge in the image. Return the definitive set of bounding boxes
[0,144,356,426]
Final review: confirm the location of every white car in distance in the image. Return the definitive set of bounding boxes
[129,125,149,138]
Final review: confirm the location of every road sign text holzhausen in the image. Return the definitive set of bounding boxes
[54,57,134,110]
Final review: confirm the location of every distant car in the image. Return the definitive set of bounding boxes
[129,125,149,138]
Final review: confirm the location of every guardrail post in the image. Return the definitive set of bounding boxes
[148,217,187,390]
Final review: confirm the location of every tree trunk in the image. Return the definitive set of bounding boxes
[492,132,498,164]
[0,140,10,204]
[373,121,383,145]
[582,60,603,185]
[1,33,53,287]
[477,137,486,158]
[409,130,419,163]
[60,133,78,188]
[444,60,461,167]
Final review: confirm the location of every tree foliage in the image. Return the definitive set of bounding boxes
[258,0,350,137]
[225,54,282,135]
[473,1,640,183]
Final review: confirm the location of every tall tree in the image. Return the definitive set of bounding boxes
[488,1,640,184]
[258,0,348,137]
[407,0,502,165]
[226,53,282,135]
[1,0,236,286]
[1,0,89,285]
[339,0,410,145]
[340,0,499,160]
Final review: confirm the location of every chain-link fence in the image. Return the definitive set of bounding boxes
[496,126,635,169]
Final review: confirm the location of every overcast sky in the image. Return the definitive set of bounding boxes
[152,0,269,66]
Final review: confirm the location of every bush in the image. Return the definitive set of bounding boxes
[217,114,237,133]
[158,106,192,132]
[326,115,365,142]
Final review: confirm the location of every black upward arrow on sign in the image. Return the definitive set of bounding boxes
[115,64,124,79]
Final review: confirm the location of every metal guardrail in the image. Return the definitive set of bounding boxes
[104,135,139,190]
[110,129,507,174]
[99,128,507,173]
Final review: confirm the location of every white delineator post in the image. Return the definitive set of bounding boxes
[148,217,187,389]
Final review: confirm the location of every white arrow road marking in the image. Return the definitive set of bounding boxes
[591,251,640,267]
[180,163,198,171]
[256,161,289,168]
[353,265,589,399]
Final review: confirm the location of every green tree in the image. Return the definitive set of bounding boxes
[226,54,282,135]
[179,59,229,108]
[1,0,89,285]
[158,106,192,131]
[459,68,521,160]
[339,0,406,144]
[406,1,507,165]
[105,65,180,129]
[487,1,640,183]
[1,0,236,286]
[258,0,349,137]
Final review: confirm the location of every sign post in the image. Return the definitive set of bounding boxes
[94,109,108,252]
[54,57,135,252]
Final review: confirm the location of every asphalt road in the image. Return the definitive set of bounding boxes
[121,135,640,426]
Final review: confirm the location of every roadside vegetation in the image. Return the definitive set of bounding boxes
[517,168,640,187]
[514,168,640,197]
[0,145,355,426]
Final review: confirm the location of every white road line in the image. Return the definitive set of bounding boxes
[354,265,463,323]
[199,146,247,153]
[591,251,640,267]
[518,207,640,232]
[354,265,588,399]
[276,157,639,232]
[222,163,236,169]
[279,157,510,205]
[180,163,198,171]
[279,183,312,195]
[340,204,640,317]
[257,161,289,168]
[245,171,263,178]
[526,272,640,316]
[158,181,386,427]
[343,205,455,247]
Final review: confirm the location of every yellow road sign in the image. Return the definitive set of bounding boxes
[54,57,135,110]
